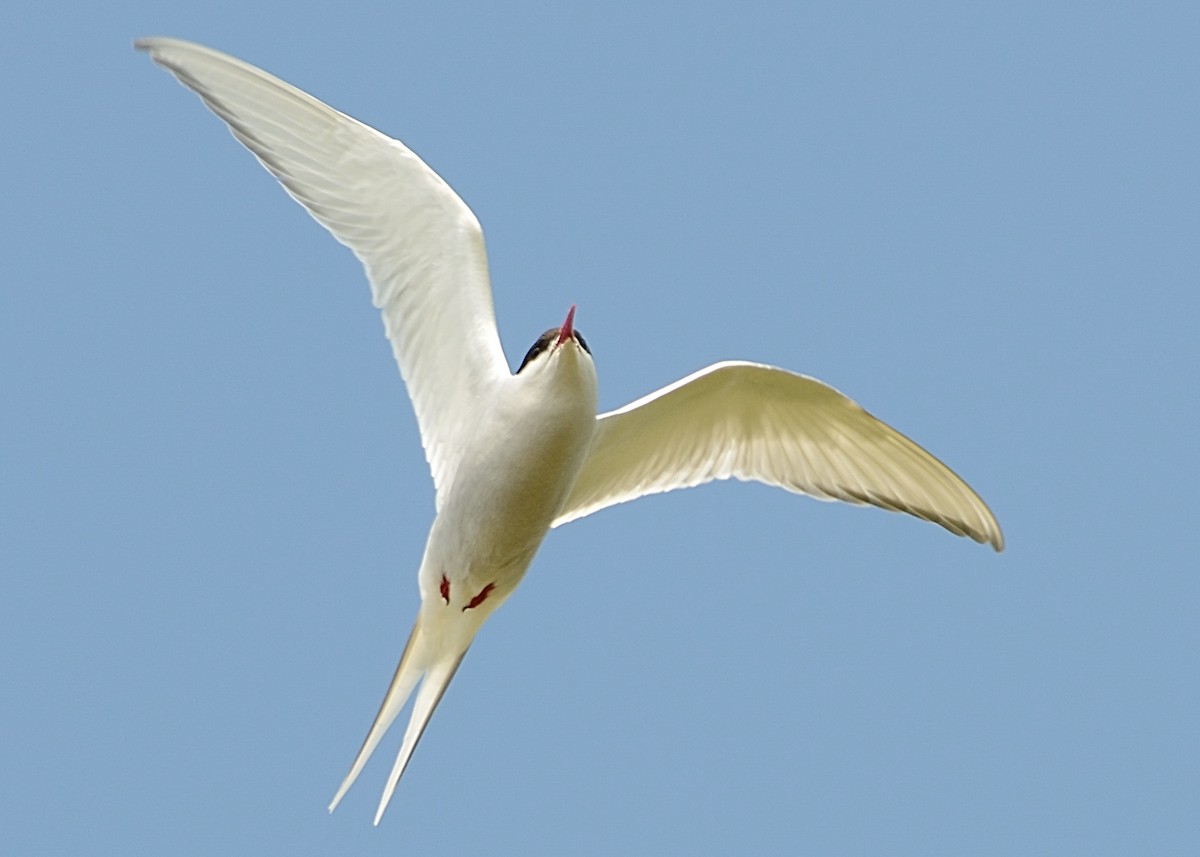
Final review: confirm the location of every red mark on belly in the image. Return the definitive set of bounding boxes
[462,582,496,612]
[439,574,450,604]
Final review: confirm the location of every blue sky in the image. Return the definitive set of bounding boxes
[3,1,1197,854]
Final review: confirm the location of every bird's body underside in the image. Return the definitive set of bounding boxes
[137,36,1003,826]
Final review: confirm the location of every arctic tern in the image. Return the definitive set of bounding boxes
[136,37,1004,825]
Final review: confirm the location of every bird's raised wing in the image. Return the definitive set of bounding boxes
[137,38,509,503]
[554,361,1003,550]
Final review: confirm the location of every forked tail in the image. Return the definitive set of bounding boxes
[327,619,469,824]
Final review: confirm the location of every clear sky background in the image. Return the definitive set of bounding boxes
[3,1,1197,854]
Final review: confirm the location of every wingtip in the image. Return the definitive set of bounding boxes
[132,36,163,53]
[974,519,1004,552]
[978,509,1004,553]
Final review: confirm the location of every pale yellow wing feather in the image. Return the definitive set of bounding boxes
[555,361,1002,550]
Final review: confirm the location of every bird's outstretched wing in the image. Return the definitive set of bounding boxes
[554,361,1003,550]
[136,38,509,504]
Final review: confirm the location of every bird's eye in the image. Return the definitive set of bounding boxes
[573,331,591,355]
[516,329,558,374]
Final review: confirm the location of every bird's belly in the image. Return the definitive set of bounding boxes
[439,479,556,577]
[422,404,593,603]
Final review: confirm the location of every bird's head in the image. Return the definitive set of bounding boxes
[515,305,594,381]
[511,305,598,419]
